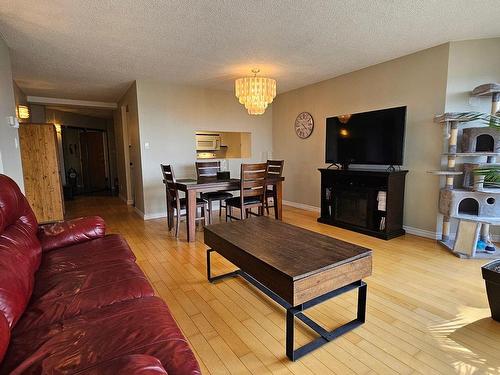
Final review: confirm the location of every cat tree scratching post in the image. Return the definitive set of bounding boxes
[443,120,459,241]
[471,83,500,245]
[437,117,467,242]
[432,104,500,258]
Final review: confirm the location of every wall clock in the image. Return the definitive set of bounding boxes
[294,112,314,139]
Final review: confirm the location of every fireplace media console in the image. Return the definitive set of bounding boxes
[318,168,408,240]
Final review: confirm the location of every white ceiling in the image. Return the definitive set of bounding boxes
[1,1,499,102]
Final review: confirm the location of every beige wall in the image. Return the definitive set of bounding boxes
[135,80,273,218]
[272,44,450,234]
[45,108,108,129]
[13,81,29,124]
[0,37,24,190]
[446,38,500,113]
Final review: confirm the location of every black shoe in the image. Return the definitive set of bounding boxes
[485,245,496,254]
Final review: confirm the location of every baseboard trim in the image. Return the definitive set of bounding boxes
[282,200,320,212]
[403,225,441,240]
[136,200,494,243]
[119,194,134,205]
[143,212,167,220]
[133,206,145,219]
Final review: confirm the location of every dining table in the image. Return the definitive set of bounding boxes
[174,176,285,242]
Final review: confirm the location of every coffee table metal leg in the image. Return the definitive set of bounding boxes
[206,248,367,361]
[206,249,239,283]
[357,282,367,323]
[285,281,367,361]
[286,308,296,360]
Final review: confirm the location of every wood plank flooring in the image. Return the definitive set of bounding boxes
[65,196,500,375]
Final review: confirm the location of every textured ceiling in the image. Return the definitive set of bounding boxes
[0,0,499,102]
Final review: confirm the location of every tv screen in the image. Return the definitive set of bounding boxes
[325,106,406,166]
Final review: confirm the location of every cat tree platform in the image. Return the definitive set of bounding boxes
[472,83,500,97]
[439,188,500,218]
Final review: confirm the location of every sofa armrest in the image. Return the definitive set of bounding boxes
[38,216,106,252]
[78,355,168,374]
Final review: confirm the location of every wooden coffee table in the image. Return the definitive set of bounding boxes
[204,216,372,361]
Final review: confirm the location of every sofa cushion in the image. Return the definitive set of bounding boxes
[2,297,201,375]
[36,234,135,277]
[0,175,41,332]
[0,175,38,235]
[0,313,9,363]
[14,260,155,333]
[38,216,106,252]
[76,354,169,375]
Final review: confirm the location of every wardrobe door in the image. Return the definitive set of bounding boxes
[19,123,64,223]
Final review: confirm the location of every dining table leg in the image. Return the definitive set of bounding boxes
[274,180,283,220]
[186,190,197,242]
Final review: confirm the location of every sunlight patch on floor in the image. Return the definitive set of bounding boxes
[429,306,499,375]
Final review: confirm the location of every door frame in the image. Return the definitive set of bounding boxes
[121,105,134,206]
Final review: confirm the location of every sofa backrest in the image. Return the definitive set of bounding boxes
[0,174,41,361]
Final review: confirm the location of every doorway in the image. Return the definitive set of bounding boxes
[62,127,112,196]
[80,130,109,193]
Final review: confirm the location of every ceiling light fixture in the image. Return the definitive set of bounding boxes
[338,114,351,124]
[235,69,276,115]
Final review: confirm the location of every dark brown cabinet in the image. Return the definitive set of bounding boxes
[318,168,408,240]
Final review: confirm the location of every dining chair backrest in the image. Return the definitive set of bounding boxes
[267,160,284,179]
[195,161,220,178]
[240,163,268,201]
[160,164,179,201]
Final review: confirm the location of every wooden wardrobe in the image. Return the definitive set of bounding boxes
[18,123,64,223]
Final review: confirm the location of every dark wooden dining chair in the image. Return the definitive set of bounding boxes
[265,160,284,215]
[195,161,233,224]
[226,163,268,221]
[160,164,208,238]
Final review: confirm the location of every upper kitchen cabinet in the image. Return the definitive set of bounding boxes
[195,131,251,159]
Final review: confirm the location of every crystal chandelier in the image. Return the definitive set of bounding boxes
[235,69,276,115]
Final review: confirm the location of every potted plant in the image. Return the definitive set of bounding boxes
[482,260,500,322]
[473,165,500,190]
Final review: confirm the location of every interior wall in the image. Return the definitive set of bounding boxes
[46,108,108,129]
[13,82,29,124]
[272,44,450,234]
[0,37,24,190]
[445,38,500,113]
[29,104,46,123]
[135,80,273,218]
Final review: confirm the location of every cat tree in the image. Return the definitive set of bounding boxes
[431,83,500,259]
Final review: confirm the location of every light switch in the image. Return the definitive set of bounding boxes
[6,116,19,128]
[144,142,150,150]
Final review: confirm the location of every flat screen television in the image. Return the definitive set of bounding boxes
[325,106,406,167]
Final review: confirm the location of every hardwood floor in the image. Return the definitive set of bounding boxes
[65,196,500,375]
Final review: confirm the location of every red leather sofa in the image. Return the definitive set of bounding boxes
[0,174,200,374]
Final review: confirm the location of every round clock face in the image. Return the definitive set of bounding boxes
[295,112,314,139]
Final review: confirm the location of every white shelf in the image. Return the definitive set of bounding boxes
[443,152,500,157]
[450,214,500,225]
[427,170,463,176]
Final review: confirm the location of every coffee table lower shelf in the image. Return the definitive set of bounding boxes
[206,249,367,361]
